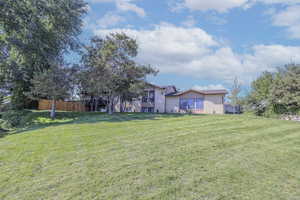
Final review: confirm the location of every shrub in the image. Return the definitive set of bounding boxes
[1,110,32,129]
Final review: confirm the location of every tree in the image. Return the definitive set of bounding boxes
[0,0,87,109]
[270,64,300,114]
[246,72,274,115]
[28,66,74,119]
[76,65,108,112]
[228,77,242,114]
[81,33,157,114]
[246,64,300,116]
[119,82,147,112]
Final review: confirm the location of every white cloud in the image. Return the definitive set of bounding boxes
[94,23,300,84]
[87,0,145,17]
[116,0,145,17]
[272,5,300,39]
[175,0,300,13]
[192,84,226,90]
[97,12,125,28]
[183,0,248,12]
[243,45,300,69]
[256,0,300,4]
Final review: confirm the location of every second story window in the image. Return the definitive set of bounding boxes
[149,91,155,102]
[142,90,155,103]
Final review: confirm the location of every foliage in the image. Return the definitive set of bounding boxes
[119,79,148,112]
[29,66,74,101]
[28,65,75,118]
[0,110,32,128]
[246,71,274,116]
[0,0,87,109]
[270,64,300,114]
[80,33,157,114]
[246,64,300,116]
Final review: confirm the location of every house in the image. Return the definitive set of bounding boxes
[38,83,227,114]
[165,89,227,114]
[116,83,177,113]
[140,83,177,113]
[122,84,227,114]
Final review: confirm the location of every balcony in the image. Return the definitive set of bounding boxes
[141,97,155,107]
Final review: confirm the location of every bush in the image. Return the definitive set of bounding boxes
[0,110,32,129]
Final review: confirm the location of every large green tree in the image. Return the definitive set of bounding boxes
[246,71,274,115]
[271,64,300,114]
[28,65,75,119]
[81,33,157,114]
[0,0,87,109]
[246,64,300,116]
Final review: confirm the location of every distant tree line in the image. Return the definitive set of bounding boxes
[0,0,157,119]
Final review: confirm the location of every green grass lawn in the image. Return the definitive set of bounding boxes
[1,113,300,200]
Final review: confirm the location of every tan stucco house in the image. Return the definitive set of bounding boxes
[165,89,227,114]
[122,84,227,114]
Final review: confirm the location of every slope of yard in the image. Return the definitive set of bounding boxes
[1,113,300,200]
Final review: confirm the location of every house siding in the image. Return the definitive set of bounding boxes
[165,92,225,114]
[204,95,224,114]
[154,88,166,113]
[166,97,179,113]
[180,92,204,99]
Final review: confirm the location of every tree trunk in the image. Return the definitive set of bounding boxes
[120,97,124,113]
[95,98,99,112]
[93,99,97,112]
[108,96,114,115]
[50,99,56,119]
[89,101,92,112]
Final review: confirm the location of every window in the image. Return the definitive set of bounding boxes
[180,98,203,110]
[149,91,155,98]
[142,90,155,103]
[195,98,204,109]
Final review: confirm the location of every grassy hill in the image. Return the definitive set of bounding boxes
[1,112,300,199]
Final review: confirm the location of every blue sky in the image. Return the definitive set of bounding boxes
[81,0,300,91]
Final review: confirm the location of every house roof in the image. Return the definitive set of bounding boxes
[165,89,228,97]
[146,83,163,89]
[146,83,177,91]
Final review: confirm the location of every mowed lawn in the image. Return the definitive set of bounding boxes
[1,113,300,200]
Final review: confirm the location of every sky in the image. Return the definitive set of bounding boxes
[81,0,300,91]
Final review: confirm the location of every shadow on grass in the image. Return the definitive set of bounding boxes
[1,111,199,139]
[0,128,9,138]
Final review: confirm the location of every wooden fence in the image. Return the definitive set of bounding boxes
[38,99,87,112]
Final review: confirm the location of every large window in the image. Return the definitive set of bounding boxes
[142,91,155,103]
[180,98,203,110]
